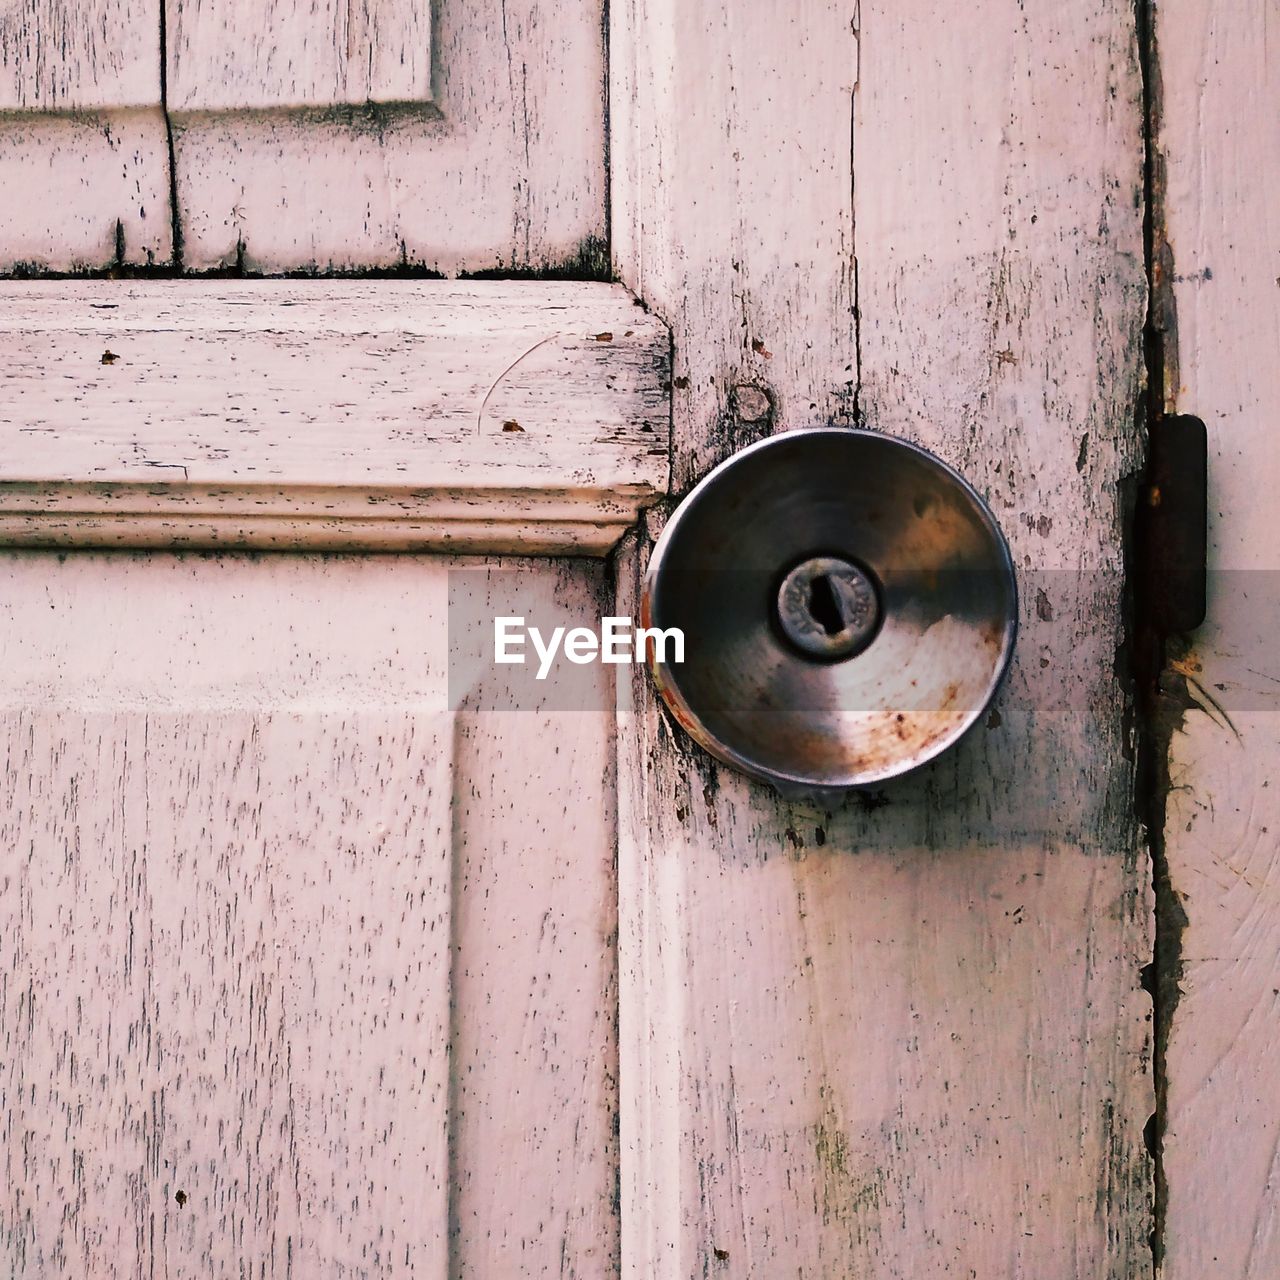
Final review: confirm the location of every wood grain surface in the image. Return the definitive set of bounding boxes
[613,2,1153,1275]
[0,0,159,110]
[0,0,169,270]
[0,280,670,554]
[166,0,433,111]
[169,0,605,272]
[0,551,619,1277]
[0,0,605,273]
[1158,4,1280,1276]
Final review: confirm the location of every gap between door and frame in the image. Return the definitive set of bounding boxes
[1133,0,1191,1272]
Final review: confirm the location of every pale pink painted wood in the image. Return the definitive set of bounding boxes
[612,2,1153,1275]
[0,281,669,554]
[168,0,605,272]
[1158,5,1280,1275]
[0,0,1179,1275]
[0,0,158,109]
[0,0,603,272]
[0,0,170,269]
[0,552,618,1277]
[2,709,454,1275]
[166,0,432,110]
[449,564,619,1274]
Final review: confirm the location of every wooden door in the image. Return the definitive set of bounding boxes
[0,2,655,1271]
[612,3,1154,1277]
[2,1,1262,1277]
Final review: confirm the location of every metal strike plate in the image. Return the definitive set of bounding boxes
[642,428,1018,791]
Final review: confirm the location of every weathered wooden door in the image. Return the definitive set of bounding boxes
[0,3,654,1274]
[611,3,1155,1277]
[2,1,1257,1277]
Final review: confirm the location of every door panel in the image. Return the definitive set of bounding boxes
[0,0,169,269]
[0,0,605,273]
[0,552,618,1277]
[168,0,605,273]
[613,2,1152,1275]
[3,708,453,1274]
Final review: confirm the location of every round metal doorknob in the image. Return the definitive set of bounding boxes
[642,428,1017,790]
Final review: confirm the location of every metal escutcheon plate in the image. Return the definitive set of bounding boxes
[642,428,1018,791]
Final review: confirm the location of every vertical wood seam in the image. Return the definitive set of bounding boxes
[600,0,612,272]
[1134,0,1190,1271]
[157,0,183,269]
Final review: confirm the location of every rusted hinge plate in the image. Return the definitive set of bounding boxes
[1137,414,1208,635]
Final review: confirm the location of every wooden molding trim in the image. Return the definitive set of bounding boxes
[0,280,670,555]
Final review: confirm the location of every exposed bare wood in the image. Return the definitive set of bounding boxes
[613,2,1153,1275]
[0,281,670,554]
[1158,5,1280,1276]
[0,551,619,1276]
[168,0,605,272]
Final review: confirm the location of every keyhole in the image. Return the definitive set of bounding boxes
[775,555,882,660]
[807,574,846,636]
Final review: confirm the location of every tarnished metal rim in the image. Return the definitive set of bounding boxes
[641,427,1019,791]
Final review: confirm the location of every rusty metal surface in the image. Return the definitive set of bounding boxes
[1137,413,1208,635]
[642,428,1017,789]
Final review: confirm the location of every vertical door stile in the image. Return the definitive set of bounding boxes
[446,560,621,1278]
[612,2,1154,1276]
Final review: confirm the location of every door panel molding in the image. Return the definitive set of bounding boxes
[0,280,670,554]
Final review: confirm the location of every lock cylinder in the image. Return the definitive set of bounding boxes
[775,554,882,661]
[642,427,1017,790]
